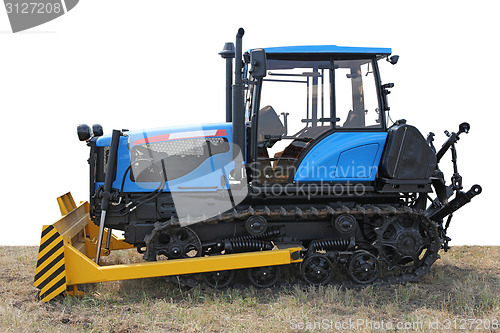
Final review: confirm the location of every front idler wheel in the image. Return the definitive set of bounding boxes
[144,226,202,261]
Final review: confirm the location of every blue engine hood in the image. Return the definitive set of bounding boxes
[96,122,233,147]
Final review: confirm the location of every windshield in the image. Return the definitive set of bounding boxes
[258,58,382,134]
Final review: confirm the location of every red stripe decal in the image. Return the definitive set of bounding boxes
[215,129,227,136]
[132,133,170,145]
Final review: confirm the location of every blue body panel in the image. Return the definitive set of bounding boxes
[263,45,391,57]
[95,122,235,193]
[294,132,388,182]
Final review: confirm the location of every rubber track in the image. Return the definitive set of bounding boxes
[145,203,442,288]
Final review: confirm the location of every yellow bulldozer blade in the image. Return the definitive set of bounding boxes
[33,193,302,302]
[33,224,66,302]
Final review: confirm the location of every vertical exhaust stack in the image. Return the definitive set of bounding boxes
[232,28,245,178]
[219,42,235,122]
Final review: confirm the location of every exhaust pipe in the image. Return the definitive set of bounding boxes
[232,28,245,178]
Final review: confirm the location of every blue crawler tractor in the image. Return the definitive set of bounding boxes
[77,28,481,287]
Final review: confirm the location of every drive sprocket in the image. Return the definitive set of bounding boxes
[372,210,440,277]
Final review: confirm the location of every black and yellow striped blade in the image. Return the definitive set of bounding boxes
[33,225,67,302]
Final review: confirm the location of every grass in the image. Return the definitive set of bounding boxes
[0,246,499,332]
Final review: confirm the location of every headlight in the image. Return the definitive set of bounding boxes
[77,124,92,141]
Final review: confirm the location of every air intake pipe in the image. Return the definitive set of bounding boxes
[219,42,235,122]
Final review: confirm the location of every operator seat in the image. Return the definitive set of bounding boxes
[256,105,285,183]
[257,105,286,143]
[342,110,365,128]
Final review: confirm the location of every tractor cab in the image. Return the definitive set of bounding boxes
[245,46,393,184]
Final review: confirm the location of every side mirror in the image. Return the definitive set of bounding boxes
[387,55,399,65]
[249,49,267,78]
[458,122,470,135]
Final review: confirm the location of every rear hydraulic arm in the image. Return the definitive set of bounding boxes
[436,122,470,163]
[428,184,482,221]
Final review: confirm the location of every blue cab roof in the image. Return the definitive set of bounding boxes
[262,45,392,56]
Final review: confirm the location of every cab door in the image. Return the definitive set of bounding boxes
[251,57,386,184]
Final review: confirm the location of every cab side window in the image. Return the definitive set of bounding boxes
[335,59,381,129]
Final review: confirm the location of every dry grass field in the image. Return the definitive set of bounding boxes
[0,246,498,332]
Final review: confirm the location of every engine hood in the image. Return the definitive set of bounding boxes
[95,122,233,147]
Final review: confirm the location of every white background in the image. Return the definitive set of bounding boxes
[0,0,498,245]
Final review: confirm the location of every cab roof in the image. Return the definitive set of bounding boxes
[262,45,391,58]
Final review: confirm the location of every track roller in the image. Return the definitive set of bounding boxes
[347,251,380,284]
[247,265,281,288]
[203,270,234,289]
[300,254,334,285]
